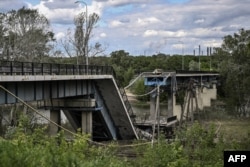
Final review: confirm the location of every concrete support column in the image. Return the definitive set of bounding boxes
[49,110,61,135]
[81,111,92,135]
[168,92,174,118]
[212,83,217,99]
[150,95,156,120]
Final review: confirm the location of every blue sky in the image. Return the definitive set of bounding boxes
[1,0,250,56]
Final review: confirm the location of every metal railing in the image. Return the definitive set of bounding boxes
[0,60,115,76]
[119,87,136,122]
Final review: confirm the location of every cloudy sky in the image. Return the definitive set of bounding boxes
[1,0,250,56]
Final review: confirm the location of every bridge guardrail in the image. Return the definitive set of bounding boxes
[0,60,114,76]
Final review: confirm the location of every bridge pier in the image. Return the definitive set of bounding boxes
[168,92,175,118]
[49,109,61,135]
[81,111,92,135]
[49,109,93,137]
[149,95,156,120]
[149,87,176,121]
[173,83,217,121]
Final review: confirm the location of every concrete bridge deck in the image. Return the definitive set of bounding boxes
[0,60,137,141]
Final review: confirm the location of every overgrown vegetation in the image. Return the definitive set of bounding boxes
[214,29,250,117]
[1,114,249,167]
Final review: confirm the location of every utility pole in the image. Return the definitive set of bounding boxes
[151,84,160,146]
[179,41,184,70]
[198,45,201,71]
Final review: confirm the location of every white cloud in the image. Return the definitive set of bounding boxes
[100,32,107,37]
[28,1,75,24]
[194,18,205,24]
[55,32,65,40]
[143,30,158,37]
[137,17,160,26]
[110,20,124,27]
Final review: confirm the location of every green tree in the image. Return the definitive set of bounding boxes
[124,67,135,87]
[176,122,224,167]
[74,12,101,64]
[137,138,188,167]
[166,55,182,70]
[0,13,7,57]
[189,60,199,71]
[110,50,132,85]
[214,28,250,116]
[1,7,55,61]
[131,78,149,101]
[110,50,130,67]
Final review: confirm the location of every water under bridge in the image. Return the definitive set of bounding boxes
[0,60,219,141]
